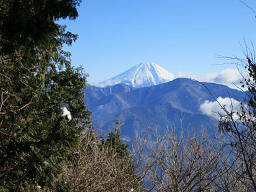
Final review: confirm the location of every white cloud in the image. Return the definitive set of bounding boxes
[200,97,241,120]
[61,107,72,121]
[174,68,243,89]
[203,69,242,88]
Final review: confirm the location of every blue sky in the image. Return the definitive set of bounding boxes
[60,0,256,84]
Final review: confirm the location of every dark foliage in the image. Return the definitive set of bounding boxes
[0,0,91,191]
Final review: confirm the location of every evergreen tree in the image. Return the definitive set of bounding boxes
[102,120,129,158]
[0,0,91,191]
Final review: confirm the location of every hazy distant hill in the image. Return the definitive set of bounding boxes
[84,78,245,140]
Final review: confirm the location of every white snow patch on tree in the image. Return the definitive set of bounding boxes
[61,107,72,121]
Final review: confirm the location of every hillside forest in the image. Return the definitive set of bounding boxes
[1,0,256,191]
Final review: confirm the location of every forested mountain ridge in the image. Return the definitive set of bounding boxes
[84,78,246,139]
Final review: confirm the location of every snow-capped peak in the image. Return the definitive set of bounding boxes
[97,62,175,88]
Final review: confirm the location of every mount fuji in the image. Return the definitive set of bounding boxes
[85,62,246,141]
[97,62,175,88]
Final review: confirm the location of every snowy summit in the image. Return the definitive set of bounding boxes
[97,62,174,88]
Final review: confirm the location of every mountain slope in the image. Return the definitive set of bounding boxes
[84,78,246,139]
[97,62,175,88]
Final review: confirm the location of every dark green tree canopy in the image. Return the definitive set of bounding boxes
[101,120,129,158]
[0,0,81,52]
[0,0,91,191]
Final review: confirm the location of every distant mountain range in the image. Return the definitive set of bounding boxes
[84,78,246,141]
[84,63,246,141]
